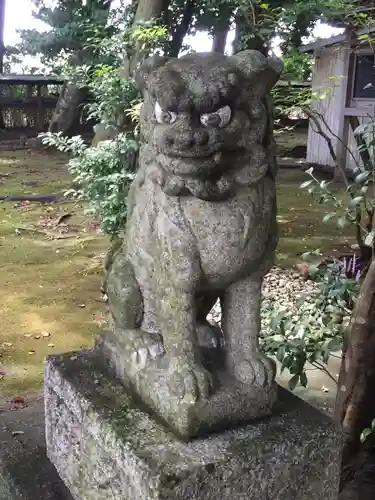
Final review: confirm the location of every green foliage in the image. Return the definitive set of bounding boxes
[300,165,373,246]
[39,132,137,236]
[282,50,312,81]
[36,16,169,237]
[265,74,374,394]
[361,417,375,443]
[271,84,311,123]
[13,0,372,74]
[76,65,142,130]
[17,0,114,65]
[261,257,358,389]
[285,119,375,391]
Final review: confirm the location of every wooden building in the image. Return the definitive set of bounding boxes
[300,27,375,173]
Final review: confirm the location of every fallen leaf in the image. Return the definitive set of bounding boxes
[78,304,86,308]
[93,314,106,323]
[28,350,35,355]
[8,396,26,410]
[47,343,55,348]
[41,331,50,338]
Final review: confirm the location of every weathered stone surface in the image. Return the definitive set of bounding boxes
[45,349,341,500]
[102,50,284,437]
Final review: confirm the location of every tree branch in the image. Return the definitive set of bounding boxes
[311,361,338,385]
[212,14,231,54]
[305,108,365,248]
[168,0,195,58]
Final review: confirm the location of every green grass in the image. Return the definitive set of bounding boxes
[0,149,72,197]
[0,146,354,402]
[0,148,109,401]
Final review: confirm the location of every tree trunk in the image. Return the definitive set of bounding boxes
[48,1,111,136]
[93,0,166,145]
[49,82,88,136]
[233,11,268,56]
[212,16,231,54]
[126,0,166,77]
[167,0,195,58]
[335,257,375,488]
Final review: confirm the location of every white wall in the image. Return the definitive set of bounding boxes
[307,44,349,168]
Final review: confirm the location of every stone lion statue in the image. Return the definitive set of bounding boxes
[100,50,283,437]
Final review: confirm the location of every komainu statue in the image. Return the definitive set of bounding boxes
[98,50,283,438]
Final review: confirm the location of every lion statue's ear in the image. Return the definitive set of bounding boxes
[135,55,171,92]
[230,50,283,97]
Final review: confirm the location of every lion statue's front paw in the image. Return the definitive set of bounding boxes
[167,355,213,403]
[231,353,276,387]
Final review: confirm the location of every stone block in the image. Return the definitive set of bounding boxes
[45,349,341,500]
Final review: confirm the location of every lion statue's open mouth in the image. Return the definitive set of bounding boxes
[154,149,250,201]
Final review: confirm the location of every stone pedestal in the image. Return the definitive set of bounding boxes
[45,349,341,500]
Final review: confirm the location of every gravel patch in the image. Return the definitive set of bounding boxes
[207,266,319,325]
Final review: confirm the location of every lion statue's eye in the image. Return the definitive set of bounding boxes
[154,101,177,124]
[200,105,231,128]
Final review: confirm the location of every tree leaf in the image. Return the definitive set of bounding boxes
[364,231,375,248]
[288,374,300,391]
[300,371,308,387]
[348,196,363,208]
[300,180,313,189]
[322,212,336,224]
[360,428,373,443]
[354,172,370,184]
[276,345,286,362]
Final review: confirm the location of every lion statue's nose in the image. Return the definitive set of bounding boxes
[164,129,209,149]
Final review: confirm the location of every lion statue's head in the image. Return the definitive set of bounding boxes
[135,50,283,201]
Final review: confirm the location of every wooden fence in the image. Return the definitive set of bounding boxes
[0,74,64,131]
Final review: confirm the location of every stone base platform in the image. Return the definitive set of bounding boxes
[45,349,341,500]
